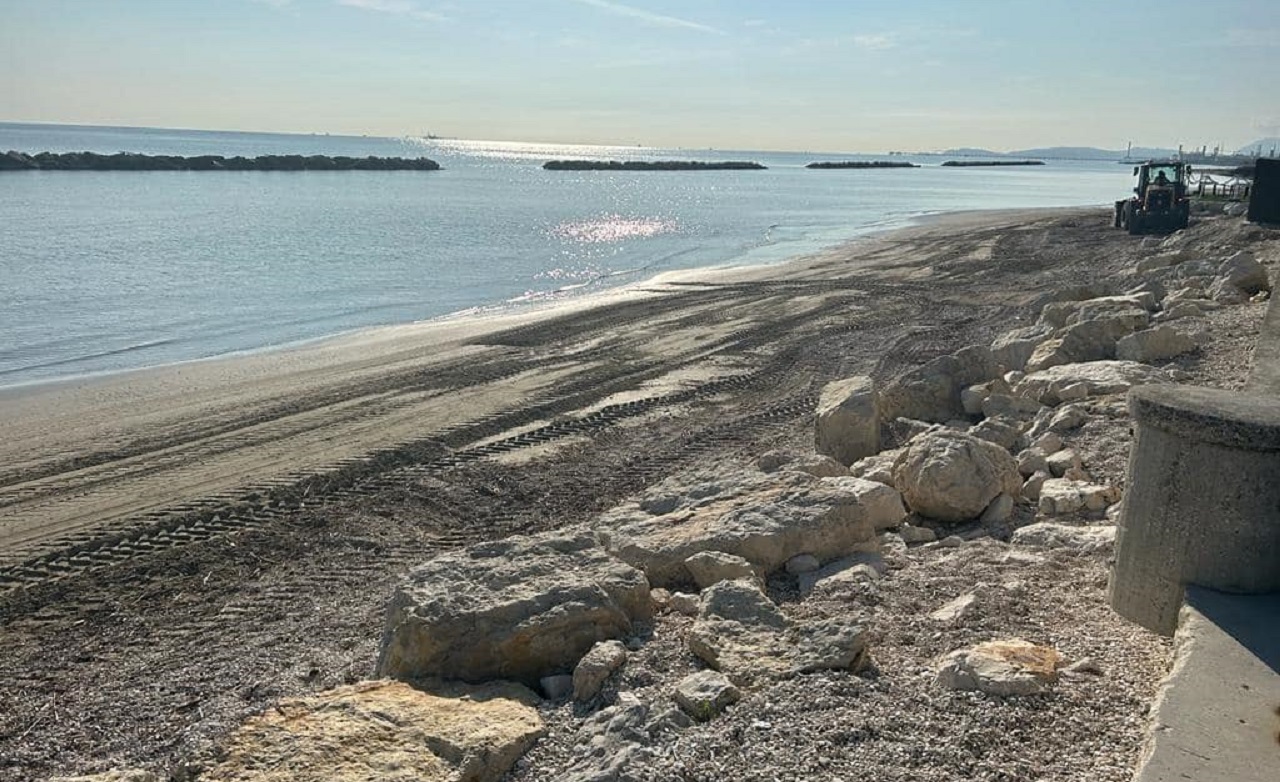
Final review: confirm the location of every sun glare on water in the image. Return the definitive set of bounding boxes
[550,215,678,244]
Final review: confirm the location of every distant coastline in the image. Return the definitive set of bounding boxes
[806,161,919,169]
[543,160,766,171]
[0,150,441,171]
[941,160,1045,167]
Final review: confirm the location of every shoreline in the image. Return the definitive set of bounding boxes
[0,205,1089,403]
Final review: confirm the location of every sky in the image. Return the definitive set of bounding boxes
[2,0,1278,152]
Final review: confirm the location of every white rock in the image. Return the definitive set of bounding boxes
[1014,361,1172,406]
[848,450,900,486]
[1215,250,1270,294]
[815,375,880,466]
[788,453,851,478]
[1022,471,1049,501]
[797,553,887,595]
[1045,449,1083,478]
[929,592,978,622]
[892,430,1022,522]
[684,551,759,590]
[573,640,629,701]
[898,523,937,544]
[936,639,1061,696]
[668,592,700,616]
[674,670,741,721]
[1016,447,1049,478]
[1036,479,1118,515]
[1011,521,1117,551]
[1030,432,1063,454]
[1115,326,1198,363]
[597,468,887,587]
[377,530,651,684]
[784,553,821,574]
[1048,405,1089,433]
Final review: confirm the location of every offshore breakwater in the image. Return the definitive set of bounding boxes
[0,151,441,171]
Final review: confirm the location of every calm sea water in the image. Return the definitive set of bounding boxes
[0,122,1133,388]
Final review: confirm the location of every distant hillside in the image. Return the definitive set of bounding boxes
[1237,138,1280,156]
[941,145,1177,161]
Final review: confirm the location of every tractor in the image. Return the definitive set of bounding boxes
[1114,160,1191,234]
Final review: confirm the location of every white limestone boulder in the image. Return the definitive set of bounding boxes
[936,639,1062,696]
[596,468,897,587]
[1014,361,1172,406]
[1011,521,1117,552]
[201,680,544,782]
[891,431,1022,522]
[377,530,651,685]
[814,375,880,466]
[1115,326,1198,363]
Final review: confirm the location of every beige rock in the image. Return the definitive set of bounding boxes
[929,592,978,622]
[1047,404,1089,433]
[785,553,821,574]
[797,552,887,595]
[202,680,545,782]
[814,375,880,466]
[674,670,741,721]
[849,450,900,485]
[1014,361,1171,406]
[668,592,700,616]
[936,639,1061,696]
[1023,470,1050,501]
[684,551,759,589]
[597,468,889,587]
[1011,521,1116,551]
[1030,432,1063,454]
[1115,326,1198,363]
[788,453,851,478]
[377,531,651,685]
[1016,447,1049,477]
[572,640,629,701]
[1215,250,1270,294]
[898,523,937,544]
[968,416,1025,452]
[687,580,869,685]
[1036,479,1119,515]
[892,431,1022,522]
[879,347,999,423]
[1045,449,1083,478]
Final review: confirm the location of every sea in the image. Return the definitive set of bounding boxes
[0,122,1134,389]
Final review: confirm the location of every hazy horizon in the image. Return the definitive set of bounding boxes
[4,0,1278,152]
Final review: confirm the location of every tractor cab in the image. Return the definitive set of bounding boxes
[1115,160,1192,234]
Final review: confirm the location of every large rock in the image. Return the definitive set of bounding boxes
[572,640,629,702]
[1115,326,1198,363]
[1037,479,1119,515]
[1013,361,1172,406]
[1214,251,1270,296]
[891,431,1022,522]
[202,680,544,782]
[990,327,1049,373]
[596,468,894,587]
[814,376,880,466]
[686,579,868,685]
[1011,521,1116,552]
[879,346,999,423]
[683,551,759,589]
[674,670,741,721]
[555,694,689,782]
[935,639,1061,696]
[377,531,651,684]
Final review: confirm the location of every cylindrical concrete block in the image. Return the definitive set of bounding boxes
[1109,385,1280,635]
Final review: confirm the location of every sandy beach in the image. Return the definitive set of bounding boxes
[2,206,1272,781]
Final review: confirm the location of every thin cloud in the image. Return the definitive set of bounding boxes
[336,0,443,22]
[569,0,725,36]
[852,34,896,50]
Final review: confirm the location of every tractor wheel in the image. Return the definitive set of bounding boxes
[1124,202,1144,235]
[1113,202,1124,228]
[1177,204,1190,230]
